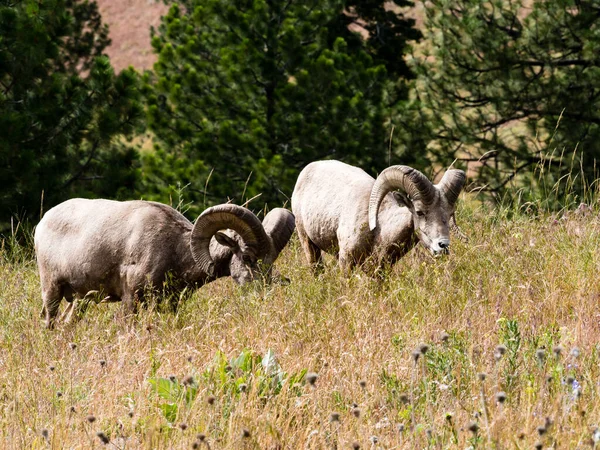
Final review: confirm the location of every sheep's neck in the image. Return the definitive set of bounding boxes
[375,199,417,262]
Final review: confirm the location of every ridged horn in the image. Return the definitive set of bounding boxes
[437,169,466,207]
[368,166,435,231]
[191,204,270,276]
[262,208,295,262]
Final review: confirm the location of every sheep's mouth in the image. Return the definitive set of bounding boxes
[432,248,450,257]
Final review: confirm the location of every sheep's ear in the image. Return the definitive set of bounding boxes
[214,232,239,250]
[393,191,414,211]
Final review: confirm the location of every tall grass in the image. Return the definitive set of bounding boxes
[2,192,600,448]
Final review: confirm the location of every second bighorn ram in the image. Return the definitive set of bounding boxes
[291,160,466,272]
[35,199,295,328]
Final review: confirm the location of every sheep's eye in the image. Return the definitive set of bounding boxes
[416,211,426,217]
[242,255,253,265]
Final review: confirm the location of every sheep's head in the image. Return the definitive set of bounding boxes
[190,205,295,284]
[369,166,466,256]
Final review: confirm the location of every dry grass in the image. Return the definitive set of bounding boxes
[2,201,600,448]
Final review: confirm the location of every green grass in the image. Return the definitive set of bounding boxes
[2,201,600,449]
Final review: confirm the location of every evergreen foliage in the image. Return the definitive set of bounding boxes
[142,0,419,213]
[0,0,142,229]
[409,0,600,199]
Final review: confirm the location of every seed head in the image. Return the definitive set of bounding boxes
[536,349,546,363]
[238,383,248,392]
[192,443,199,449]
[86,415,96,423]
[56,391,62,398]
[399,393,409,404]
[305,372,318,386]
[49,365,55,372]
[128,410,134,418]
[69,343,77,351]
[534,441,543,450]
[99,360,106,367]
[241,428,251,439]
[183,375,195,386]
[441,332,450,343]
[179,423,188,431]
[358,379,366,389]
[571,347,581,358]
[169,375,177,383]
[553,345,563,358]
[96,431,110,445]
[187,356,193,363]
[445,412,453,421]
[329,412,340,423]
[495,391,507,404]
[477,372,487,381]
[369,436,378,444]
[197,434,206,442]
[41,429,49,440]
[411,351,421,363]
[352,442,360,450]
[567,376,575,385]
[397,424,405,432]
[494,345,507,360]
[537,426,547,436]
[207,396,215,405]
[70,406,76,413]
[418,343,429,355]
[468,422,479,434]
[352,407,361,418]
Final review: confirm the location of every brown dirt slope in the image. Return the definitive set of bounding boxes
[96,0,168,72]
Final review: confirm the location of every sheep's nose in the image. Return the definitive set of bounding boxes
[434,239,450,255]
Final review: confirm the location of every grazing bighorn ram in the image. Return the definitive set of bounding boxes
[34,199,295,328]
[291,160,466,272]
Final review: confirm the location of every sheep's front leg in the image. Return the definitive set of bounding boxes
[338,252,356,276]
[122,289,142,317]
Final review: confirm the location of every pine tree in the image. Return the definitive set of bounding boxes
[410,0,600,200]
[0,0,142,229]
[142,0,418,212]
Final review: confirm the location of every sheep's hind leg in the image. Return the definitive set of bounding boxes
[63,290,103,326]
[297,227,323,269]
[41,284,64,329]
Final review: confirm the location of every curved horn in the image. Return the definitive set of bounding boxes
[190,204,270,276]
[437,169,466,207]
[262,208,295,261]
[368,166,435,231]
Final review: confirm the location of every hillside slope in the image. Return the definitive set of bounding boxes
[96,0,167,72]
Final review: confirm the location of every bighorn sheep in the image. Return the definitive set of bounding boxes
[291,160,466,272]
[34,199,295,328]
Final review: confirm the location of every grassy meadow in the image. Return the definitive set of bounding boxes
[1,200,600,449]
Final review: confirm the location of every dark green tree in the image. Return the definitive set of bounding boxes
[327,0,420,101]
[0,0,142,229]
[408,0,600,201]
[142,0,419,213]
